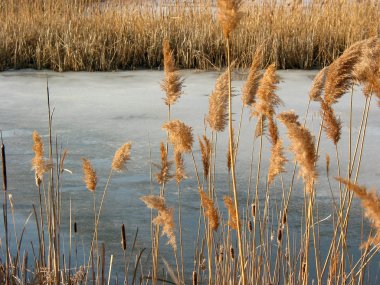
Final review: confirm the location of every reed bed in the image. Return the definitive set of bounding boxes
[1,0,380,284]
[0,0,380,71]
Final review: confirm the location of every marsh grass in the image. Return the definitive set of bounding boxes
[0,0,379,71]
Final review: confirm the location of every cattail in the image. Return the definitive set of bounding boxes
[248,220,253,232]
[223,196,239,230]
[268,139,287,185]
[198,135,212,178]
[1,139,7,191]
[277,228,283,243]
[325,42,362,105]
[242,48,263,106]
[121,224,126,251]
[161,40,183,106]
[162,120,193,153]
[192,271,197,285]
[81,158,97,192]
[112,142,132,171]
[335,177,380,248]
[74,222,77,234]
[140,195,176,250]
[155,142,173,185]
[217,0,242,39]
[174,151,186,184]
[226,128,235,172]
[282,209,287,225]
[309,67,328,102]
[207,69,229,132]
[326,154,330,176]
[219,248,224,263]
[199,188,219,231]
[252,63,282,119]
[32,130,50,182]
[252,202,256,218]
[229,245,235,260]
[320,100,342,145]
[278,111,318,193]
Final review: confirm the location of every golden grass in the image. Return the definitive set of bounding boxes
[0,0,379,71]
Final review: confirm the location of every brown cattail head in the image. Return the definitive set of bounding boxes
[112,142,132,171]
[162,120,194,153]
[278,111,318,193]
[1,139,7,191]
[252,63,282,118]
[248,220,253,232]
[174,151,187,184]
[325,42,362,105]
[217,0,242,39]
[140,195,177,250]
[229,245,235,260]
[268,139,287,185]
[226,128,235,172]
[81,158,97,192]
[282,209,287,225]
[155,142,173,185]
[74,222,77,234]
[320,99,342,145]
[207,69,229,132]
[242,48,263,106]
[199,188,219,231]
[192,271,197,285]
[32,130,50,182]
[223,196,239,230]
[309,67,328,102]
[277,228,283,243]
[335,177,380,248]
[198,135,212,178]
[252,202,256,217]
[161,39,183,106]
[121,224,127,251]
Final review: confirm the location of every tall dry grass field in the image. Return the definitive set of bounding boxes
[0,0,379,71]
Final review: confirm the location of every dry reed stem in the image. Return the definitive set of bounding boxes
[207,69,229,132]
[81,158,97,192]
[112,142,132,171]
[140,195,177,251]
[242,47,263,106]
[162,120,194,153]
[223,196,238,230]
[278,111,318,193]
[199,188,219,231]
[336,178,380,249]
[320,100,342,145]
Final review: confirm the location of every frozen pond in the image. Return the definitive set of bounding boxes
[0,69,379,282]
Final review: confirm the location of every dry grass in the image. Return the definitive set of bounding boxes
[0,0,379,71]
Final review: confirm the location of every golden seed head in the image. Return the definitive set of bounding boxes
[162,120,194,153]
[112,142,132,171]
[81,158,97,192]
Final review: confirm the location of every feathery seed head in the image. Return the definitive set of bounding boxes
[162,120,194,153]
[81,158,97,192]
[223,195,239,230]
[198,135,212,178]
[217,0,243,39]
[320,100,342,145]
[112,142,132,171]
[199,188,219,231]
[32,130,50,182]
[242,48,263,106]
[309,67,328,102]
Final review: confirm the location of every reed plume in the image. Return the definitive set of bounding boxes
[324,42,362,105]
[268,139,287,185]
[336,178,380,248]
[320,99,342,145]
[140,195,177,250]
[309,67,328,102]
[161,40,183,106]
[198,135,212,178]
[174,151,187,184]
[353,37,380,86]
[223,195,239,230]
[32,130,50,183]
[112,142,132,171]
[278,111,318,193]
[81,158,97,192]
[162,120,194,153]
[242,48,263,106]
[199,188,219,231]
[254,116,267,138]
[268,116,279,145]
[155,142,173,185]
[217,0,242,39]
[207,69,229,132]
[252,63,282,118]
